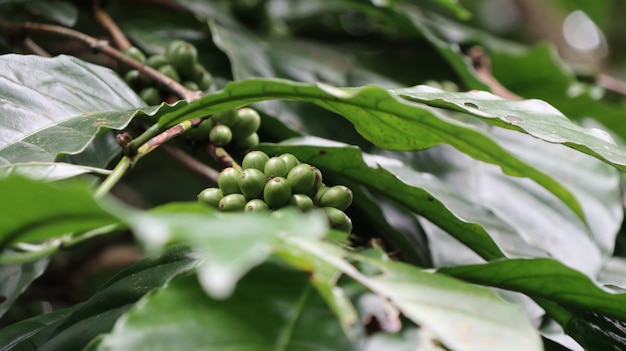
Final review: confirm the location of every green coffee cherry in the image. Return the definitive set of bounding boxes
[323,207,353,233]
[231,108,261,139]
[124,46,146,62]
[312,185,329,205]
[288,194,314,211]
[279,153,299,173]
[218,167,241,195]
[166,40,198,78]
[264,157,288,178]
[124,70,142,89]
[146,54,169,69]
[212,110,237,126]
[198,71,213,90]
[239,168,266,199]
[242,150,269,171]
[244,199,270,212]
[183,81,199,91]
[139,87,161,106]
[318,185,353,211]
[189,63,207,82]
[197,188,223,208]
[158,64,181,82]
[287,164,317,194]
[219,193,246,212]
[263,177,292,208]
[209,125,233,146]
[186,118,214,141]
[231,132,259,150]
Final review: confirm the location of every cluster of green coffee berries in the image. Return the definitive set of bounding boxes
[198,150,353,233]
[187,107,261,150]
[121,40,213,105]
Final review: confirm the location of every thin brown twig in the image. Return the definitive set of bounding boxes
[20,37,51,57]
[467,46,522,100]
[0,21,201,102]
[134,117,204,162]
[93,4,131,50]
[598,74,626,98]
[206,144,241,171]
[160,144,219,184]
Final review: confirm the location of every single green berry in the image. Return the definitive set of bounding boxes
[146,54,169,69]
[212,110,237,126]
[239,168,266,199]
[231,132,259,150]
[197,188,223,207]
[318,185,353,211]
[312,185,329,206]
[139,87,161,106]
[166,40,198,78]
[183,81,199,91]
[165,40,186,61]
[219,193,246,212]
[286,163,317,194]
[263,176,292,208]
[189,63,207,82]
[124,69,142,89]
[244,199,270,212]
[242,150,269,171]
[218,167,241,195]
[288,194,314,211]
[323,207,353,233]
[209,125,233,146]
[186,118,214,141]
[264,157,288,178]
[231,108,261,139]
[279,153,299,173]
[197,71,213,90]
[158,64,181,82]
[120,46,146,73]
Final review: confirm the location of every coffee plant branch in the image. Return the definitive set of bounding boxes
[93,4,132,50]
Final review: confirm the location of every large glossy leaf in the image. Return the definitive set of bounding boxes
[31,245,196,351]
[155,78,585,223]
[440,258,626,321]
[0,54,144,167]
[277,236,542,351]
[0,162,110,181]
[114,202,328,299]
[89,263,352,351]
[0,258,49,318]
[0,306,78,351]
[0,176,119,247]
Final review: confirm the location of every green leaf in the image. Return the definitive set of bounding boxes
[90,263,352,351]
[0,306,77,351]
[0,176,119,247]
[439,258,626,321]
[278,236,542,351]
[32,245,196,351]
[0,54,145,166]
[0,162,111,181]
[115,202,328,299]
[155,78,585,223]
[0,258,49,318]
[565,309,626,351]
[19,1,77,26]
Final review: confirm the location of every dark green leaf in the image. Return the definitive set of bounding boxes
[0,258,48,318]
[566,309,626,351]
[439,258,626,321]
[90,263,352,351]
[19,1,77,26]
[0,306,77,351]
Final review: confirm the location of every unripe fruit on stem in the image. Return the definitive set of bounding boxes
[183,81,199,91]
[279,153,299,173]
[198,71,213,90]
[231,108,261,138]
[212,110,237,126]
[139,87,161,106]
[264,157,288,178]
[232,132,259,150]
[120,46,146,72]
[219,194,246,212]
[242,150,269,171]
[245,199,269,212]
[239,168,266,199]
[218,167,241,195]
[263,177,292,208]
[197,188,223,207]
[189,63,207,82]
[167,41,198,77]
[287,164,317,194]
[186,118,214,141]
[158,64,181,82]
[165,40,186,59]
[318,185,353,211]
[209,125,233,146]
[323,207,353,233]
[313,185,329,205]
[146,54,169,69]
[288,194,314,211]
